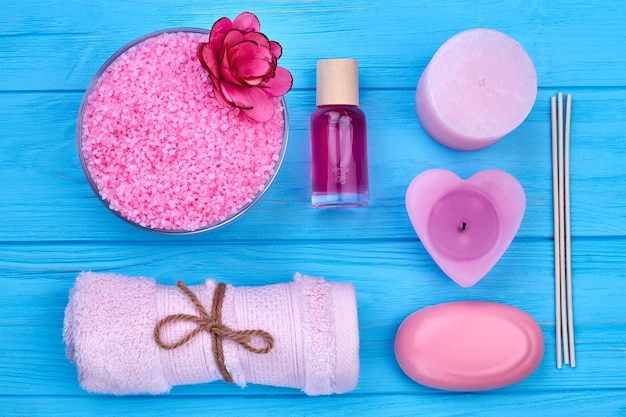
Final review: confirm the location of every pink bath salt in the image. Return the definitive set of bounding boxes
[80,31,286,231]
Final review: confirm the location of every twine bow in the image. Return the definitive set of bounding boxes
[154,281,274,383]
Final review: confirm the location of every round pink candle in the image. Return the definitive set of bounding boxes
[416,29,537,151]
[405,169,526,287]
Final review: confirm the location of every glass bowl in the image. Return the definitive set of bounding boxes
[77,28,289,235]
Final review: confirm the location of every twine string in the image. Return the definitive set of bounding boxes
[154,281,274,383]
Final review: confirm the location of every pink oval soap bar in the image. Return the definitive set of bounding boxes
[394,301,544,391]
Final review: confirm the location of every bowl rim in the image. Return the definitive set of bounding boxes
[76,28,290,235]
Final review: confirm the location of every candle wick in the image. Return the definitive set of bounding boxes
[460,221,467,231]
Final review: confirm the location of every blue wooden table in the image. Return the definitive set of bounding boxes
[2,1,626,416]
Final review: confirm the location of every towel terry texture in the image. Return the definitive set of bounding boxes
[63,272,360,395]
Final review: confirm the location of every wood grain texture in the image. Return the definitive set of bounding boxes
[1,89,625,242]
[2,393,626,417]
[1,0,625,416]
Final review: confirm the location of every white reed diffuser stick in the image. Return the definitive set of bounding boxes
[564,93,576,367]
[550,96,563,369]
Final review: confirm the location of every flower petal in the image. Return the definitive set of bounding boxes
[233,12,261,32]
[242,31,271,50]
[230,40,263,63]
[211,79,233,108]
[197,42,210,71]
[270,41,282,60]
[217,32,247,85]
[235,59,274,84]
[231,41,275,79]
[262,66,293,97]
[222,29,244,49]
[220,82,255,110]
[241,89,276,122]
[220,47,240,85]
[208,17,233,52]
[199,42,220,81]
[220,82,276,121]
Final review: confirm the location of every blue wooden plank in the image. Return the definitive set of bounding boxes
[2,391,626,417]
[1,89,626,241]
[2,1,626,90]
[0,239,625,397]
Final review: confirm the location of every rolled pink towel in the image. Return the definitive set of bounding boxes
[63,272,359,395]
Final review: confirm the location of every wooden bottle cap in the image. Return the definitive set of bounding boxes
[316,58,359,106]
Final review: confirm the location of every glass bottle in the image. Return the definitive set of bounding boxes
[310,59,369,207]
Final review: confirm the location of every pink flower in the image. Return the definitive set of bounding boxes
[198,12,293,122]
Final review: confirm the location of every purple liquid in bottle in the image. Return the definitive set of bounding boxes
[310,105,369,207]
[311,59,369,207]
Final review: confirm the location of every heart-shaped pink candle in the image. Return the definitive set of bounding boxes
[406,169,526,287]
